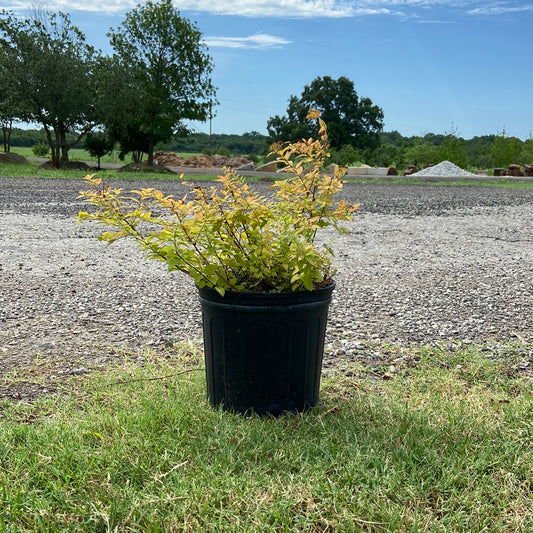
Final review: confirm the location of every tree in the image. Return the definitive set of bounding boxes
[464,135,495,169]
[438,125,468,168]
[85,132,115,170]
[267,76,384,151]
[492,127,523,168]
[0,10,99,167]
[105,0,216,165]
[521,132,533,164]
[402,139,439,168]
[0,26,24,152]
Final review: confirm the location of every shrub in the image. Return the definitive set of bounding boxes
[78,110,359,295]
[31,142,50,157]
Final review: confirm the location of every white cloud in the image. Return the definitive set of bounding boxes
[204,33,291,49]
[467,4,533,15]
[0,0,136,15]
[175,0,382,18]
[2,0,531,18]
[0,0,393,17]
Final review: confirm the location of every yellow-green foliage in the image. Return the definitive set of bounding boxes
[77,111,359,294]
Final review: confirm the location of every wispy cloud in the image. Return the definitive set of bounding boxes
[2,0,531,19]
[176,0,389,18]
[204,33,291,49]
[1,0,137,15]
[467,4,533,15]
[412,19,456,24]
[0,0,393,18]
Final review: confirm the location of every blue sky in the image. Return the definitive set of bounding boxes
[2,1,533,140]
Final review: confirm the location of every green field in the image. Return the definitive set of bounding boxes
[9,147,203,164]
[0,341,531,531]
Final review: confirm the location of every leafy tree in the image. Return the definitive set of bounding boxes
[464,135,495,169]
[364,143,402,168]
[328,144,360,166]
[521,133,533,164]
[267,76,384,152]
[104,0,216,166]
[492,127,523,167]
[379,130,405,148]
[438,125,468,168]
[402,139,439,168]
[0,28,23,152]
[0,10,99,167]
[85,132,115,169]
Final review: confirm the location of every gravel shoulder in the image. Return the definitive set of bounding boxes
[1,176,532,401]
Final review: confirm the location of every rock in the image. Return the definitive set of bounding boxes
[71,367,90,375]
[32,341,56,353]
[508,164,523,177]
[236,162,255,171]
[403,164,418,176]
[387,166,398,176]
[256,161,278,172]
[524,164,533,176]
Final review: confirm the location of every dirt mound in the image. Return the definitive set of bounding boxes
[154,151,252,169]
[117,161,175,174]
[0,152,29,164]
[38,160,91,170]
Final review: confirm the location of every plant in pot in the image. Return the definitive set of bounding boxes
[77,110,359,415]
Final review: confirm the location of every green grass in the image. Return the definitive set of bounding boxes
[0,342,531,532]
[9,147,203,164]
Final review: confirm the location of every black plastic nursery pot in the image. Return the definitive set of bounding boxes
[197,282,335,415]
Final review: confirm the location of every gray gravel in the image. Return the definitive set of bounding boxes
[411,160,479,177]
[1,176,532,400]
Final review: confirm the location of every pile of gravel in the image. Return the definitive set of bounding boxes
[412,160,478,178]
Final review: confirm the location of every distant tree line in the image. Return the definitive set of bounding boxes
[374,128,533,170]
[7,125,532,171]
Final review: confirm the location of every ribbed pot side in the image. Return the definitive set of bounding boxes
[197,283,335,415]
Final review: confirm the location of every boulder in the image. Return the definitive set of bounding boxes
[524,164,533,176]
[403,165,418,176]
[508,164,523,177]
[387,166,398,176]
[236,162,255,171]
[256,161,278,172]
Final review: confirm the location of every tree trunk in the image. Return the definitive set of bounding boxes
[147,136,155,166]
[59,124,69,165]
[6,124,11,152]
[2,121,13,152]
[44,125,59,168]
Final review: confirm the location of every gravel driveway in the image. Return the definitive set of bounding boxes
[1,176,532,401]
